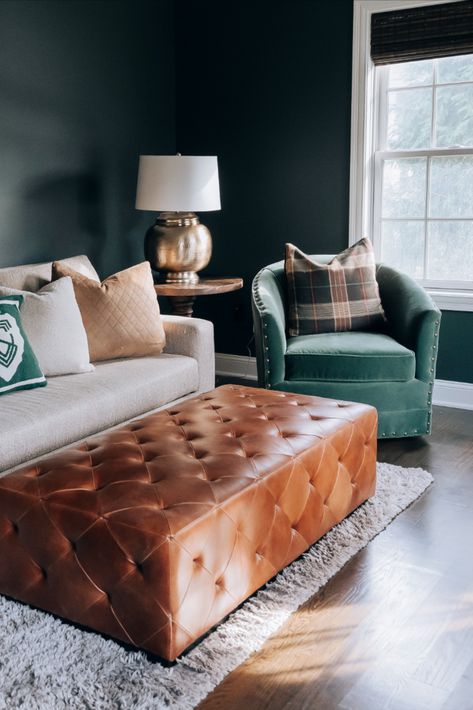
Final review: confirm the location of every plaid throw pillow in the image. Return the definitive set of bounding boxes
[285,238,386,336]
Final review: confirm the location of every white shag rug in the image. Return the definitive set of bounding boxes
[0,462,432,710]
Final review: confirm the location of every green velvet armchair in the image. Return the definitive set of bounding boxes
[251,256,441,438]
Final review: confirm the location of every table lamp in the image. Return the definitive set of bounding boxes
[135,154,221,283]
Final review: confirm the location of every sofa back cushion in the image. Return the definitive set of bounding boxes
[0,255,99,292]
[52,260,166,362]
[0,277,94,377]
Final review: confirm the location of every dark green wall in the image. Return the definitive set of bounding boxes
[175,0,354,354]
[175,0,473,384]
[436,312,473,383]
[1,0,471,383]
[0,0,175,276]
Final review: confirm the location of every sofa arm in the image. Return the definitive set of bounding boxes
[161,316,215,393]
[252,267,287,387]
[376,264,441,382]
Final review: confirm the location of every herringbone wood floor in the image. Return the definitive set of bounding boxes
[200,401,473,710]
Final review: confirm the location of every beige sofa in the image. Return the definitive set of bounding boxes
[0,255,215,474]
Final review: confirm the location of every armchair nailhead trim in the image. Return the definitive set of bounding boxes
[424,320,440,435]
[380,429,420,437]
[253,269,279,390]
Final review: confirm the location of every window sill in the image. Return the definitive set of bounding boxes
[427,290,473,312]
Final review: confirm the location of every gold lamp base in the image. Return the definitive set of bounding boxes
[144,212,212,284]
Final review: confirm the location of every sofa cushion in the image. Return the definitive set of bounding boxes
[0,255,99,292]
[52,261,166,362]
[0,296,47,396]
[0,277,93,377]
[0,353,198,473]
[285,331,415,383]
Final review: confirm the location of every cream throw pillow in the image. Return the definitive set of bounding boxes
[0,277,93,377]
[52,261,166,362]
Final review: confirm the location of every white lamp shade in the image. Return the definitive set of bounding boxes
[135,155,221,212]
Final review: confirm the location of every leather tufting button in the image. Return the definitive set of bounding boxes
[11,521,18,533]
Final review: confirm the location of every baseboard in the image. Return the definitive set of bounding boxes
[215,354,473,411]
[432,379,473,410]
[215,353,257,381]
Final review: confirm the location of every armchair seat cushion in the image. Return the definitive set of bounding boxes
[285,332,415,383]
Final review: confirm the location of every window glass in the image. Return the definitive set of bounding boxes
[429,156,473,218]
[428,221,473,280]
[388,60,433,88]
[387,88,432,150]
[381,222,425,279]
[435,84,473,147]
[436,54,473,84]
[382,159,426,218]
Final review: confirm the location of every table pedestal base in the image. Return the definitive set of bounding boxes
[169,296,196,318]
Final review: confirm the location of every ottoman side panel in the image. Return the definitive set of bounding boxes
[168,399,377,659]
[0,465,175,657]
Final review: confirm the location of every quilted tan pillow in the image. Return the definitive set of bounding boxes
[52,261,166,362]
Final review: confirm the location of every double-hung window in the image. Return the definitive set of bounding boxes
[375,54,473,288]
[351,0,473,310]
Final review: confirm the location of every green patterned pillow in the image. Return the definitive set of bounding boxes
[0,296,46,396]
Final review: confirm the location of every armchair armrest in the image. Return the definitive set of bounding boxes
[376,265,441,382]
[161,315,215,393]
[252,267,287,387]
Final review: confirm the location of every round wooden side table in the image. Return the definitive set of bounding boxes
[155,277,243,317]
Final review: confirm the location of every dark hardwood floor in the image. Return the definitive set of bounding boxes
[200,396,473,710]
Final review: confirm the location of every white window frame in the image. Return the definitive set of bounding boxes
[350,0,473,311]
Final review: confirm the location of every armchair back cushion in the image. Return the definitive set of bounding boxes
[285,239,385,336]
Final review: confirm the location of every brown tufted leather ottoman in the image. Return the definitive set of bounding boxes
[0,385,377,661]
